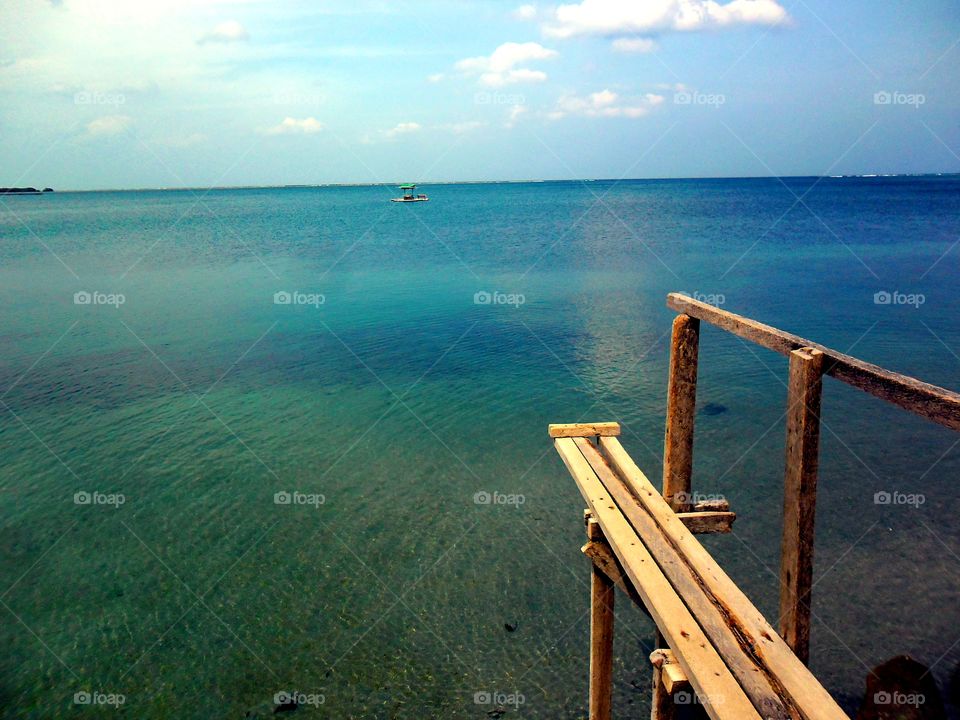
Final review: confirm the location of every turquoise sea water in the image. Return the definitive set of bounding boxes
[1,177,959,718]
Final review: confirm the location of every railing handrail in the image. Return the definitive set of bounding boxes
[668,293,960,432]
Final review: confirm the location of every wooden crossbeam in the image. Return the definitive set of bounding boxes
[548,422,620,438]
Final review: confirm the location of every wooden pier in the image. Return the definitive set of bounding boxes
[550,293,960,719]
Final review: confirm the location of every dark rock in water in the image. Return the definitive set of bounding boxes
[856,655,945,719]
[42,187,53,192]
[273,692,298,714]
[486,709,506,719]
[504,622,517,633]
[700,402,728,416]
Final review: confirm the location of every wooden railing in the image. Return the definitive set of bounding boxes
[663,292,960,663]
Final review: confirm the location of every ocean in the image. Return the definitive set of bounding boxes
[2,177,959,718]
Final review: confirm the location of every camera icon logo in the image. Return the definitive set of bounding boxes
[274,291,292,305]
[473,491,492,505]
[74,291,92,305]
[873,691,892,704]
[874,291,892,305]
[874,91,892,105]
[473,691,492,704]
[73,692,91,705]
[274,491,292,505]
[474,291,492,305]
[674,91,692,105]
[74,491,92,505]
[874,491,892,505]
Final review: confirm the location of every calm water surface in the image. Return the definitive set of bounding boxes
[1,178,959,718]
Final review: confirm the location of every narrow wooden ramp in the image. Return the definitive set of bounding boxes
[550,295,960,719]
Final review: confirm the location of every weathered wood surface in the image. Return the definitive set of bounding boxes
[549,422,621,438]
[576,437,795,720]
[597,435,848,720]
[651,648,691,694]
[779,348,824,664]
[677,510,736,534]
[554,437,762,720]
[589,558,615,720]
[662,314,700,510]
[582,540,648,611]
[667,293,960,431]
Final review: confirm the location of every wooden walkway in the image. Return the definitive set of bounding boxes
[550,294,960,720]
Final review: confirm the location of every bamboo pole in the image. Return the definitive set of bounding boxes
[779,347,825,664]
[663,314,700,511]
[587,512,615,720]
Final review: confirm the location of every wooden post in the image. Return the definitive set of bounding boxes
[663,314,700,511]
[650,634,674,720]
[586,512,615,720]
[778,347,824,664]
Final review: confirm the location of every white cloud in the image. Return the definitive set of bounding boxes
[198,20,250,45]
[455,41,557,87]
[384,122,422,139]
[612,37,658,53]
[427,73,445,83]
[438,120,486,134]
[551,89,665,119]
[505,104,527,128]
[513,4,537,20]
[264,117,324,135]
[544,0,788,39]
[85,114,132,136]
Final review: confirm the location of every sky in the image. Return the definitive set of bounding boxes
[0,0,958,190]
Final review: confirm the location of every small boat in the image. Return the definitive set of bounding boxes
[391,184,429,202]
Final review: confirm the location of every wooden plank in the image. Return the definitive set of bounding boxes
[549,422,621,438]
[667,293,960,432]
[650,649,681,720]
[582,540,648,612]
[554,438,762,720]
[663,314,700,510]
[575,438,795,720]
[779,348,824,664]
[598,435,848,720]
[677,510,736,534]
[589,560,615,720]
[651,649,691,694]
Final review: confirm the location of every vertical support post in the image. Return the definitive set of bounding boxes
[778,347,824,664]
[586,512,614,720]
[663,314,700,511]
[650,632,674,720]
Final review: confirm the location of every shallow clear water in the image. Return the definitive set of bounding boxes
[1,177,959,718]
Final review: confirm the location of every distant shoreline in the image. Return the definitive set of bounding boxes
[11,173,957,195]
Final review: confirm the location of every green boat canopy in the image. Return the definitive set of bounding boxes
[399,184,416,190]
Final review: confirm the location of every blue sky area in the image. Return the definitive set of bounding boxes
[1,0,958,189]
